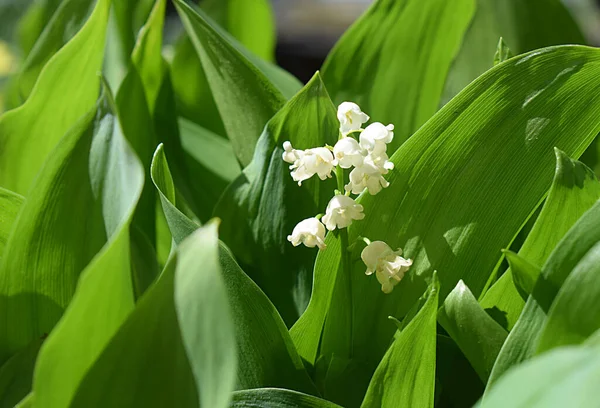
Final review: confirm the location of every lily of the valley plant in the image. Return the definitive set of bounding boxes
[285,102,412,293]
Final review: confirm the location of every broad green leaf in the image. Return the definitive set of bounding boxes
[17,0,62,56]
[104,0,154,89]
[178,117,241,223]
[321,0,475,150]
[536,242,600,352]
[292,46,600,397]
[151,144,200,244]
[13,393,31,408]
[489,199,600,385]
[480,149,600,329]
[0,188,23,258]
[151,144,318,394]
[152,64,209,225]
[170,0,277,135]
[503,250,541,299]
[223,0,275,62]
[218,245,318,394]
[115,69,156,243]
[481,346,600,408]
[0,340,41,408]
[493,37,513,66]
[174,0,301,166]
[70,223,237,408]
[361,275,439,408]
[14,0,96,100]
[214,73,338,325]
[230,388,340,408]
[438,280,508,382]
[112,0,154,60]
[131,0,166,114]
[0,0,111,195]
[31,90,144,408]
[0,106,107,364]
[443,0,585,103]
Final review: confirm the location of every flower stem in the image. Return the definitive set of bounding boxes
[335,165,354,358]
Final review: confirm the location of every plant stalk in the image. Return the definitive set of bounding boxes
[335,165,354,358]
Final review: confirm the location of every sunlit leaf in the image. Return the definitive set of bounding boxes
[0,188,23,259]
[293,46,600,400]
[214,73,338,325]
[438,280,507,382]
[480,149,600,329]
[482,346,600,408]
[489,199,600,385]
[536,242,600,352]
[0,106,107,364]
[32,88,144,408]
[170,0,277,135]
[0,0,111,195]
[322,0,475,150]
[174,0,301,166]
[361,275,439,408]
[151,144,319,394]
[70,222,237,408]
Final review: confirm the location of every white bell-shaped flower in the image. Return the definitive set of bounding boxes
[287,217,327,250]
[333,137,365,169]
[359,122,394,153]
[283,142,336,185]
[338,102,370,135]
[282,141,301,164]
[322,194,365,231]
[345,152,393,195]
[361,241,412,293]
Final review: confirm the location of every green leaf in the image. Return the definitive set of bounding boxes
[0,188,23,259]
[14,0,96,101]
[489,199,600,385]
[0,340,41,408]
[438,280,508,382]
[151,144,200,244]
[321,0,475,150]
[230,388,341,408]
[292,46,600,397]
[174,0,301,166]
[69,222,237,408]
[131,0,166,114]
[30,88,144,408]
[151,144,318,394]
[503,250,541,299]
[361,275,439,408]
[480,149,600,329]
[170,0,277,136]
[112,0,155,69]
[536,242,600,352]
[0,106,107,364]
[214,73,338,325]
[13,393,31,408]
[443,0,585,103]
[493,37,513,65]
[222,0,275,62]
[0,0,111,195]
[178,117,241,223]
[481,346,600,408]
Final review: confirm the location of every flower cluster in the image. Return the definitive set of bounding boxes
[284,102,411,293]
